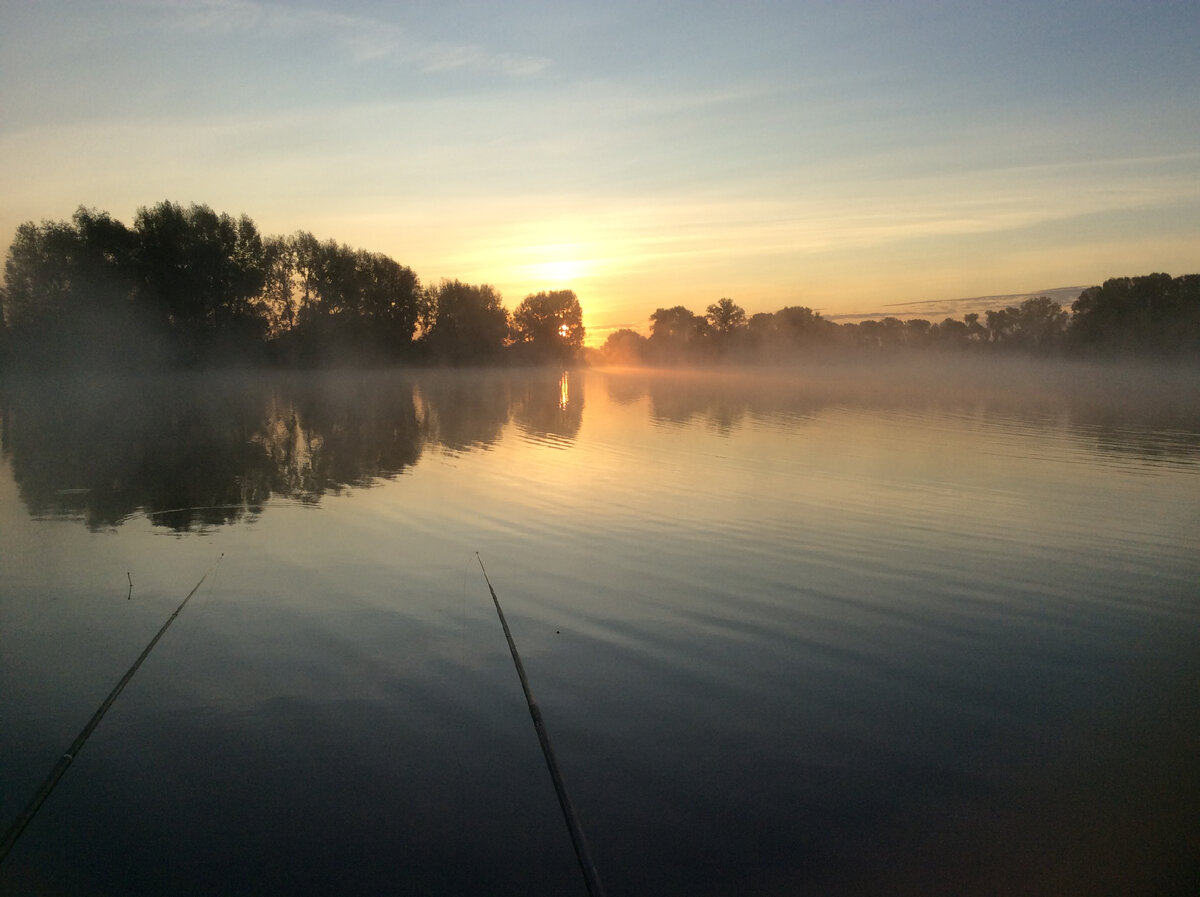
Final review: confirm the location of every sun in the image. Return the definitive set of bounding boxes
[530,257,591,284]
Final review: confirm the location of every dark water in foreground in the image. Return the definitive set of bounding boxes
[1,361,1198,896]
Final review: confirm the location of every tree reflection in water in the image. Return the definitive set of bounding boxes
[2,360,1196,532]
[0,368,584,532]
[602,359,1200,456]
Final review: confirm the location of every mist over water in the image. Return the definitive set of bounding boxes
[1,360,1197,896]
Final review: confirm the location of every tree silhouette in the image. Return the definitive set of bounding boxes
[6,199,1197,369]
[645,306,709,363]
[1011,297,1068,351]
[261,235,297,334]
[133,201,270,362]
[510,289,585,362]
[422,279,510,362]
[649,306,703,341]
[1070,274,1200,356]
[259,231,422,364]
[3,219,89,329]
[706,298,747,335]
[599,328,648,365]
[1,208,149,368]
[930,317,971,350]
[769,306,837,354]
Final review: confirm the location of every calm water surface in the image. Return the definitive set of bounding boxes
[1,361,1197,896]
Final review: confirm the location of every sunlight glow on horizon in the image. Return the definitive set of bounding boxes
[1,2,1197,348]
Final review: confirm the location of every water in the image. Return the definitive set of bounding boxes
[1,361,1197,896]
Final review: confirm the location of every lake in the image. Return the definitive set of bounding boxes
[1,360,1197,896]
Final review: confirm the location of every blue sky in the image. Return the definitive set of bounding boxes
[2,0,1197,341]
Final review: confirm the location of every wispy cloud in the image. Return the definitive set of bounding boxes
[143,0,550,76]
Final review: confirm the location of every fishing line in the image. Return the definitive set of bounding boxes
[0,554,224,865]
[128,505,250,524]
[476,553,606,897]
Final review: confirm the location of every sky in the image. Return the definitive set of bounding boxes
[1,1,1198,343]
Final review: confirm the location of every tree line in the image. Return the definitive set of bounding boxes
[2,202,1196,370]
[0,202,584,369]
[600,275,1200,365]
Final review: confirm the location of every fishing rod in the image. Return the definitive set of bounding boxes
[0,557,221,865]
[476,554,606,897]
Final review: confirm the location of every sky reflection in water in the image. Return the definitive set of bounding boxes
[1,361,1198,896]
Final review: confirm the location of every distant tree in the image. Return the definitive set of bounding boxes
[649,306,682,341]
[877,317,907,349]
[746,312,775,338]
[510,289,585,362]
[963,312,986,342]
[984,307,1016,345]
[853,316,906,351]
[649,305,708,342]
[1010,297,1068,351]
[981,297,1068,351]
[2,219,86,329]
[3,201,429,368]
[599,328,648,365]
[1,208,147,367]
[352,250,421,340]
[133,201,269,352]
[270,232,421,363]
[904,318,932,346]
[705,298,747,335]
[422,279,509,362]
[261,235,297,334]
[775,306,834,344]
[648,305,709,362]
[70,207,140,305]
[854,319,880,350]
[930,317,971,349]
[1070,273,1200,355]
[290,231,325,321]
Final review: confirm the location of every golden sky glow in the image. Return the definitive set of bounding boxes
[2,2,1198,345]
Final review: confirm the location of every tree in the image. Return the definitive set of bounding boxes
[270,232,421,362]
[510,289,585,361]
[904,318,932,346]
[1,208,146,367]
[133,201,269,345]
[649,305,708,342]
[774,306,835,349]
[1010,297,1068,351]
[963,312,986,341]
[984,307,1015,345]
[982,298,1068,351]
[930,317,970,350]
[705,298,746,335]
[422,279,509,361]
[2,219,85,329]
[853,316,905,350]
[747,312,774,337]
[599,328,647,365]
[261,235,296,334]
[351,250,421,340]
[290,230,324,321]
[647,305,709,363]
[2,200,433,368]
[1070,274,1199,355]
